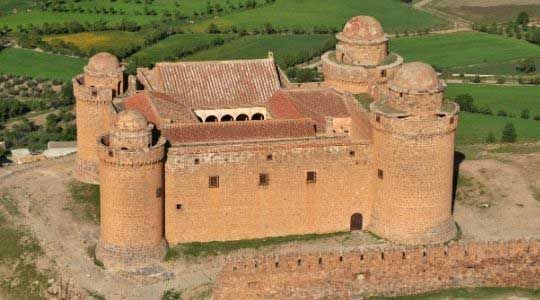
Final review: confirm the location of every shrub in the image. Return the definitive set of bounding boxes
[520,108,530,119]
[485,131,497,143]
[497,110,508,117]
[516,58,536,73]
[496,77,506,84]
[501,122,517,143]
[476,105,493,115]
[454,94,474,112]
[471,75,482,83]
[533,115,540,121]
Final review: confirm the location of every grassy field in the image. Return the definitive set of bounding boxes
[446,84,540,116]
[370,287,540,300]
[0,0,233,28]
[0,48,86,80]
[43,31,147,57]
[183,34,335,68]
[429,0,540,23]
[187,0,447,33]
[129,33,234,67]
[390,32,540,74]
[457,112,540,145]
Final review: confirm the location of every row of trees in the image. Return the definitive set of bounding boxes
[474,12,540,45]
[485,122,518,144]
[207,22,340,35]
[454,93,540,121]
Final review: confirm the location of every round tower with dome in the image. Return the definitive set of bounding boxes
[322,16,403,98]
[96,110,167,268]
[368,62,459,245]
[73,52,126,184]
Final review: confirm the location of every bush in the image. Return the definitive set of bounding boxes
[471,75,482,83]
[533,115,540,121]
[501,122,517,143]
[496,77,506,84]
[476,105,493,115]
[516,58,536,73]
[454,94,474,112]
[520,108,530,119]
[485,131,497,143]
[497,110,508,117]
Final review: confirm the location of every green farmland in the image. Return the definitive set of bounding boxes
[446,84,540,116]
[0,48,86,80]
[129,34,234,67]
[183,34,335,68]
[390,32,540,74]
[457,112,540,145]
[187,0,447,33]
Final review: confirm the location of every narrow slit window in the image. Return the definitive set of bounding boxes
[209,176,219,188]
[156,187,163,198]
[307,171,317,183]
[378,169,384,179]
[259,173,269,186]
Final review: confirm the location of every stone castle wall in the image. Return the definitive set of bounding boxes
[213,239,540,299]
[164,139,372,244]
[73,76,115,184]
[336,42,387,66]
[369,113,458,244]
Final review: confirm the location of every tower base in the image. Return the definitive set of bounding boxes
[75,158,99,185]
[96,240,168,270]
[369,219,457,245]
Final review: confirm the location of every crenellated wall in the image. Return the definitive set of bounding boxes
[213,239,540,299]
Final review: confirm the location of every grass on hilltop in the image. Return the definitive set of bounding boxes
[0,48,86,80]
[446,83,540,116]
[183,34,335,68]
[390,32,540,75]
[187,0,447,33]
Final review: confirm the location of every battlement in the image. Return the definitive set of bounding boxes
[214,239,540,298]
[97,136,166,166]
[73,75,114,105]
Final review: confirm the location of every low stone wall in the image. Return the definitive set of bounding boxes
[213,239,540,299]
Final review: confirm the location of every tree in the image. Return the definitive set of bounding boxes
[454,94,474,112]
[520,108,530,119]
[516,58,536,73]
[517,12,530,26]
[501,122,517,143]
[485,131,497,143]
[207,23,220,34]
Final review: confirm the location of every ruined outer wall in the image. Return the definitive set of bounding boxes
[73,76,114,184]
[214,239,540,299]
[165,140,371,244]
[369,114,458,244]
[96,139,166,267]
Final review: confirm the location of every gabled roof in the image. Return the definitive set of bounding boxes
[162,119,317,144]
[138,58,282,109]
[123,91,198,127]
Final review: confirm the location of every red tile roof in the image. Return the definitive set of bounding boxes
[140,58,282,109]
[124,91,198,127]
[162,119,318,144]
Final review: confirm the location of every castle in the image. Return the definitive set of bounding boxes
[72,16,459,268]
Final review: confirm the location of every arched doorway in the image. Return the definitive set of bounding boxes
[252,113,265,121]
[236,114,249,121]
[205,115,218,122]
[350,213,363,231]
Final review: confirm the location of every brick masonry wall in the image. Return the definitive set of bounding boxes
[369,113,458,244]
[165,140,372,244]
[336,42,387,66]
[213,239,540,299]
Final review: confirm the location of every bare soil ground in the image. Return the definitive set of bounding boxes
[0,146,538,299]
[429,0,540,23]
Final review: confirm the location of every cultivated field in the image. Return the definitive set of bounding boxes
[187,0,447,33]
[43,31,146,58]
[183,34,335,68]
[128,33,234,67]
[429,0,540,23]
[446,84,540,116]
[457,112,540,145]
[0,48,86,80]
[390,32,540,74]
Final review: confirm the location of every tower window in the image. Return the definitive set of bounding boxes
[349,151,356,157]
[194,158,200,165]
[209,176,219,188]
[378,169,384,179]
[176,204,182,210]
[267,154,273,161]
[307,171,317,183]
[376,115,381,123]
[400,93,403,98]
[381,70,386,77]
[156,187,163,198]
[259,173,269,186]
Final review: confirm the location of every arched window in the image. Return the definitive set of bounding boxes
[205,115,218,122]
[221,115,234,122]
[252,113,265,121]
[236,114,249,121]
[197,116,203,122]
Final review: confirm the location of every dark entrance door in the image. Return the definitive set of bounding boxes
[350,213,363,231]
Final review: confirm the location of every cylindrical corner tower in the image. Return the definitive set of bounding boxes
[74,52,125,184]
[369,62,459,245]
[322,16,402,99]
[96,110,167,268]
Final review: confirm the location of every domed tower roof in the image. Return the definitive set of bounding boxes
[114,109,149,132]
[86,52,121,74]
[340,16,387,43]
[389,62,444,93]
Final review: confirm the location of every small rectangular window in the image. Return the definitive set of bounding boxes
[209,176,219,188]
[381,70,386,77]
[376,115,381,123]
[259,173,269,186]
[307,171,316,183]
[378,169,384,179]
[156,187,163,198]
[176,204,182,210]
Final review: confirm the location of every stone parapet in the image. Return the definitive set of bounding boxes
[97,137,166,166]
